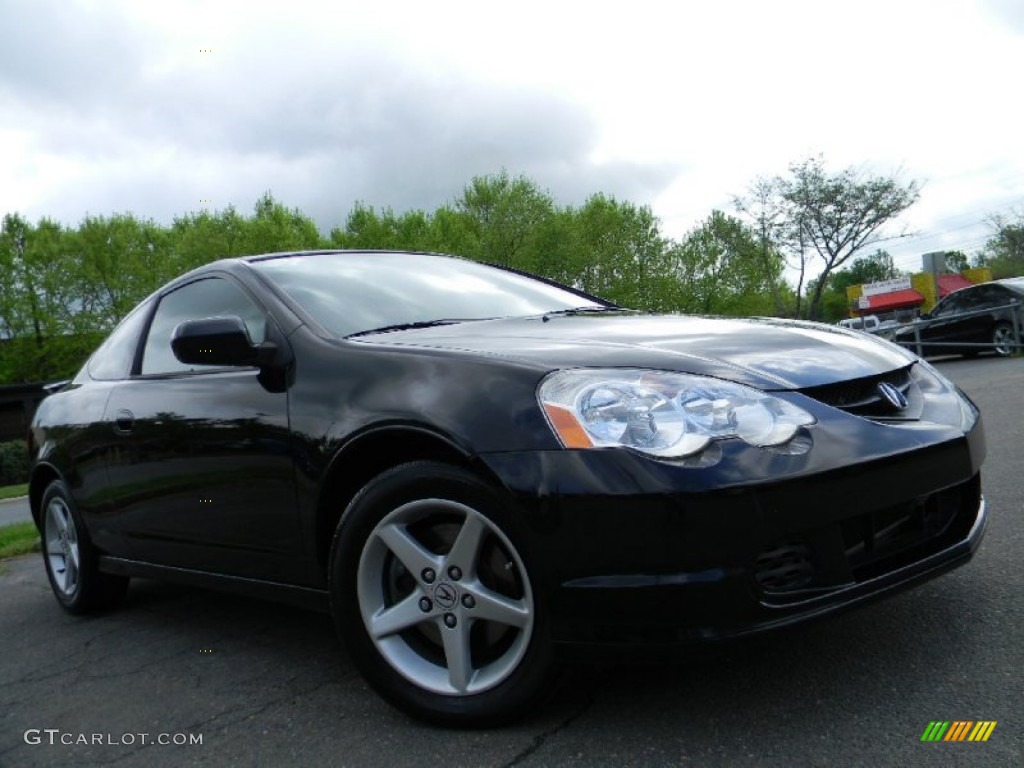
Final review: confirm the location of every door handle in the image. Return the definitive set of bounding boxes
[113,409,135,435]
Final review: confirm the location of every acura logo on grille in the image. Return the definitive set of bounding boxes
[877,381,908,410]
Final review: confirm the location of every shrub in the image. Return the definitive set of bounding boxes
[0,440,30,486]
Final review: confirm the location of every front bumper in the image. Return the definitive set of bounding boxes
[478,415,987,649]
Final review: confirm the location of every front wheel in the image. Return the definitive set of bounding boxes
[41,479,128,614]
[329,461,553,726]
[992,322,1014,357]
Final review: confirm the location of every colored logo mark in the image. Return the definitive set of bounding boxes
[920,721,997,742]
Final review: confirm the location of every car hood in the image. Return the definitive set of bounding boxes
[354,313,914,390]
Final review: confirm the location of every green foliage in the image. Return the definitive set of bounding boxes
[0,440,30,486]
[0,521,40,560]
[944,250,970,273]
[328,176,688,313]
[455,172,556,269]
[0,195,327,383]
[806,250,904,323]
[977,215,1024,278]
[243,192,325,254]
[670,211,784,316]
[331,203,451,253]
[0,214,106,380]
[739,157,920,319]
[0,483,29,501]
[551,194,673,309]
[0,167,928,385]
[733,177,796,316]
[786,158,919,319]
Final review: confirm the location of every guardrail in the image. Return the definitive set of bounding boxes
[892,301,1023,357]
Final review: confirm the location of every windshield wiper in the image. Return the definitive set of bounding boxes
[347,319,479,338]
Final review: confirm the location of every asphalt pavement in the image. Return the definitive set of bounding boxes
[1,357,1021,767]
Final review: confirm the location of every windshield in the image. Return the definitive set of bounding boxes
[250,252,606,337]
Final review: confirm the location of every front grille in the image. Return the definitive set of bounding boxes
[754,543,814,590]
[840,474,979,581]
[755,474,981,600]
[799,366,920,419]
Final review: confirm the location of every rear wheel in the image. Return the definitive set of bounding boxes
[329,461,553,726]
[41,480,128,614]
[992,322,1014,357]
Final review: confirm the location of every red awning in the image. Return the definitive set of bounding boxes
[937,274,972,297]
[860,289,925,312]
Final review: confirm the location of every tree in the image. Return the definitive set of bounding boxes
[806,250,902,323]
[733,178,792,315]
[0,214,101,381]
[842,249,901,285]
[555,194,673,309]
[72,213,172,330]
[332,203,430,251]
[670,211,784,316]
[455,171,556,273]
[944,250,970,273]
[774,157,919,320]
[977,214,1024,278]
[240,192,324,254]
[170,206,249,273]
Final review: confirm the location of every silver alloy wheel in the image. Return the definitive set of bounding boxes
[993,324,1014,356]
[357,498,534,696]
[45,496,80,597]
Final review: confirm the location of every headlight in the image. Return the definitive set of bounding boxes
[538,369,815,458]
[909,361,979,430]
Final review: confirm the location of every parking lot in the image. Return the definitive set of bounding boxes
[1,357,1021,767]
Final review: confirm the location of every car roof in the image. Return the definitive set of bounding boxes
[162,250,459,290]
[241,249,451,263]
[994,276,1024,294]
[943,278,1024,299]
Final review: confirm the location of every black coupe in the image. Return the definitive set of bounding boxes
[29,251,987,725]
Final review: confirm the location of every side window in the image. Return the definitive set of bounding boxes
[933,296,959,317]
[141,278,267,375]
[983,286,1011,306]
[88,301,154,380]
[957,289,985,310]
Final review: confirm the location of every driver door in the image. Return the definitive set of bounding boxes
[102,275,301,582]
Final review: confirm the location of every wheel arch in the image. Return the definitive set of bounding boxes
[29,462,63,529]
[313,426,505,576]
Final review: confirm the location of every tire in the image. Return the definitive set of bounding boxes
[41,480,129,614]
[992,322,1014,357]
[329,461,553,726]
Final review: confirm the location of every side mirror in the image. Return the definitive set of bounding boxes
[171,316,273,367]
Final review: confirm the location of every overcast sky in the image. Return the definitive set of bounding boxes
[2,0,1022,277]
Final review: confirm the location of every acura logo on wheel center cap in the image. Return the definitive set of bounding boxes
[433,582,458,610]
[877,381,908,410]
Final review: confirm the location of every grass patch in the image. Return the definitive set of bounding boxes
[0,483,29,501]
[0,521,40,560]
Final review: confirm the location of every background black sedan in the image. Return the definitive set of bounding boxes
[29,251,986,726]
[894,277,1024,357]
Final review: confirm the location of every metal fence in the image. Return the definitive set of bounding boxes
[892,301,1023,357]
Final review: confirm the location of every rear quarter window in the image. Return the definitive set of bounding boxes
[87,301,153,381]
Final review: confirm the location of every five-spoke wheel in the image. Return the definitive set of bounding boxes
[330,462,552,726]
[992,322,1014,357]
[44,494,81,599]
[358,498,534,695]
[40,480,128,614]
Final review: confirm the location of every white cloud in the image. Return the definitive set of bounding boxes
[1,0,1021,275]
